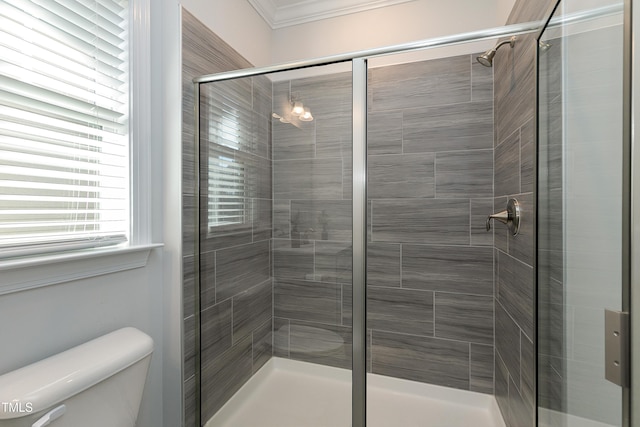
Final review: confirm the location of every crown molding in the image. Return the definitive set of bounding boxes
[248,0,416,29]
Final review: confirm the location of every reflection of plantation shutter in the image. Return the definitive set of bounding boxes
[0,0,130,258]
[206,92,247,228]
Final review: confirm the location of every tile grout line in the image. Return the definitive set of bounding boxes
[399,243,402,288]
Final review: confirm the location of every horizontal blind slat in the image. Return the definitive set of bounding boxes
[0,0,129,258]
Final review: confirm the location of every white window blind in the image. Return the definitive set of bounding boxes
[0,0,130,258]
[206,92,248,229]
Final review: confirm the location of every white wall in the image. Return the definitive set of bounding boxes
[155,0,183,426]
[271,0,516,64]
[0,1,180,427]
[0,257,164,427]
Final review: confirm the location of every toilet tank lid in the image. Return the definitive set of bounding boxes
[0,327,153,419]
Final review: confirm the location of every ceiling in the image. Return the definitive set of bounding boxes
[247,0,418,29]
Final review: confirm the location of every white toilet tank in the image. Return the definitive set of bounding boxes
[0,327,153,427]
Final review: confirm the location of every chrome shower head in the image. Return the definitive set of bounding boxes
[476,36,517,67]
[477,50,496,67]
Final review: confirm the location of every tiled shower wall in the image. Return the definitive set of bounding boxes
[271,55,497,394]
[367,56,495,392]
[492,1,554,426]
[182,10,273,426]
[271,70,354,369]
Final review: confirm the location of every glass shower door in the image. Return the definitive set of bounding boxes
[537,1,627,426]
[196,62,355,426]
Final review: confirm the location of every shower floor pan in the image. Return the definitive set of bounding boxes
[205,357,506,427]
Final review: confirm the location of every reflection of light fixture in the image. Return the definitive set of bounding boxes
[272,112,291,123]
[291,101,304,116]
[299,107,313,122]
[539,41,552,51]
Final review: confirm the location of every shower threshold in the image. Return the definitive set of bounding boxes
[205,357,506,427]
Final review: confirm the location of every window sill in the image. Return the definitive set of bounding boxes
[0,244,163,296]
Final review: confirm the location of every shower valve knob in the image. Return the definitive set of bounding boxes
[486,198,520,236]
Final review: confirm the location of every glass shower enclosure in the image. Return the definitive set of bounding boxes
[537,0,629,426]
[188,1,634,424]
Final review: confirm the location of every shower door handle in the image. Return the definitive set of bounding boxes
[486,198,520,236]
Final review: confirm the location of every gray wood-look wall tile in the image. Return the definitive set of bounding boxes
[289,320,352,369]
[372,330,470,390]
[369,56,470,111]
[538,188,562,256]
[184,315,195,380]
[521,331,535,409]
[291,72,352,117]
[402,244,493,295]
[182,10,251,75]
[342,284,352,326]
[182,193,196,257]
[368,287,434,336]
[470,343,495,394]
[201,335,253,421]
[315,112,352,159]
[201,78,252,112]
[184,375,196,427]
[252,318,273,373]
[253,198,273,242]
[538,275,564,360]
[253,155,273,200]
[183,139,196,196]
[315,241,352,284]
[201,223,253,253]
[520,118,534,193]
[233,279,272,344]
[272,239,314,279]
[367,243,401,287]
[506,0,551,24]
[368,111,403,155]
[497,250,534,339]
[368,153,435,199]
[495,129,521,196]
[435,150,493,198]
[434,293,494,345]
[508,192,534,266]
[274,278,341,325]
[272,119,315,161]
[290,199,352,242]
[538,354,565,412]
[403,101,494,153]
[495,351,510,422]
[273,200,291,238]
[273,317,290,358]
[215,240,270,301]
[471,198,495,246]
[274,158,343,200]
[253,75,273,121]
[183,255,195,318]
[496,301,521,387]
[472,56,494,102]
[493,196,509,253]
[200,250,216,309]
[201,299,232,361]
[343,158,352,200]
[372,199,470,245]
[508,377,534,427]
[494,33,536,144]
